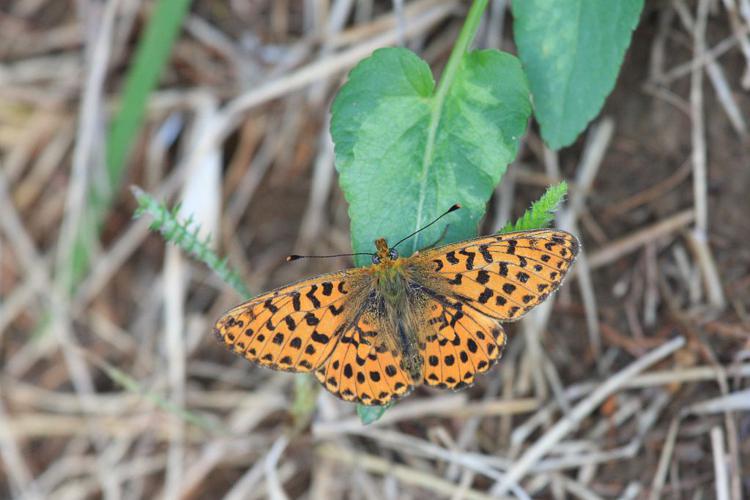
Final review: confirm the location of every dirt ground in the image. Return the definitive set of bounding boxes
[1,1,749,499]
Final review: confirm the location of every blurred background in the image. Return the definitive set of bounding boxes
[1,0,749,498]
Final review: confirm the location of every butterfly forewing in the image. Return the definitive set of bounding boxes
[214,270,364,372]
[423,230,579,321]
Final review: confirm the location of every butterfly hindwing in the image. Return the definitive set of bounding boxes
[424,230,579,321]
[421,292,506,389]
[315,312,414,405]
[214,270,362,372]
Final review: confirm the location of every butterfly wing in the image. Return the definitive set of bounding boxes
[315,311,415,406]
[422,229,579,321]
[415,229,578,388]
[215,268,413,405]
[420,290,506,389]
[214,269,365,372]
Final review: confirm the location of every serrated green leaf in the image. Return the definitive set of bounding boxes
[500,181,568,233]
[331,47,531,265]
[512,0,643,149]
[131,186,252,299]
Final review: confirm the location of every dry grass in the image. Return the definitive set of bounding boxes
[1,1,749,499]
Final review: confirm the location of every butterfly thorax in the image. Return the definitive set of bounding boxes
[371,240,425,382]
[375,261,404,300]
[371,238,407,302]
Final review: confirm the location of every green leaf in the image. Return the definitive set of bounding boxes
[331,47,531,266]
[512,0,643,149]
[357,403,392,425]
[500,181,568,233]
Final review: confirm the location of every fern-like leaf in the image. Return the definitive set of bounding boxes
[131,186,252,299]
[499,182,568,233]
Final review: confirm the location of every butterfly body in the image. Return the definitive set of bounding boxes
[215,230,579,406]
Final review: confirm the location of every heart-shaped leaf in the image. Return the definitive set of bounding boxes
[331,47,531,265]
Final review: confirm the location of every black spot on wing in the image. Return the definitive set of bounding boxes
[329,303,344,315]
[448,274,463,285]
[477,288,493,304]
[291,292,301,311]
[263,299,278,313]
[476,270,490,284]
[306,285,321,308]
[459,249,476,270]
[284,316,297,331]
[498,262,508,276]
[478,244,493,263]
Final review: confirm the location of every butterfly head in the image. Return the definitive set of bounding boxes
[372,238,398,265]
[369,204,461,267]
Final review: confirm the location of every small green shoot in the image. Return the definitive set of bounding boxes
[291,375,319,433]
[499,182,569,233]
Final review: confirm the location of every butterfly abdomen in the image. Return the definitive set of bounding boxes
[396,321,423,381]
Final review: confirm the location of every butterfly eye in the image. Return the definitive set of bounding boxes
[372,255,381,265]
[389,248,398,260]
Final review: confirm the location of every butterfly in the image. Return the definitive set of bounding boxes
[214,205,579,406]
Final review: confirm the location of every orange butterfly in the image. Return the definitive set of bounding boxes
[214,206,579,406]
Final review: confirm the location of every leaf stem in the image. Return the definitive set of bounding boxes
[434,0,489,100]
[413,0,489,251]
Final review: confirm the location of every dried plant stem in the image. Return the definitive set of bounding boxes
[492,336,686,495]
[317,444,507,500]
[649,418,680,500]
[710,426,731,500]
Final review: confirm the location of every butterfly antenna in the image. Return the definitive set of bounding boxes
[392,203,461,250]
[286,252,374,262]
